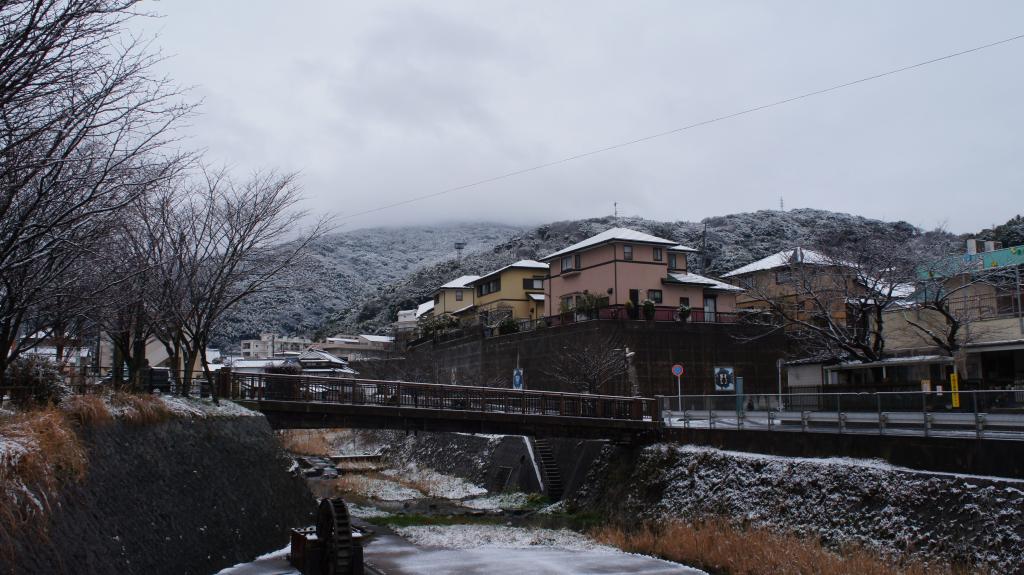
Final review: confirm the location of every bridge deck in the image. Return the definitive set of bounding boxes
[229,374,659,440]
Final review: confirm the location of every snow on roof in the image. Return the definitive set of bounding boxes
[230,359,288,369]
[416,300,435,317]
[360,334,394,343]
[830,355,953,369]
[722,247,830,278]
[543,228,687,260]
[452,304,476,315]
[666,272,744,292]
[668,244,698,253]
[527,293,545,301]
[474,260,549,282]
[439,275,481,289]
[298,349,350,365]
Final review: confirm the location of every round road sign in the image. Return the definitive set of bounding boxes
[671,364,684,377]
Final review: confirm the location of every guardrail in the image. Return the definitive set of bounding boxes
[658,389,1024,439]
[230,372,656,422]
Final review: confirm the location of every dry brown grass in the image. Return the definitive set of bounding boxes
[0,408,88,553]
[591,518,974,575]
[110,392,172,424]
[277,430,332,456]
[62,395,113,426]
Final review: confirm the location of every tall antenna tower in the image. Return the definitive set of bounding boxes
[779,196,785,211]
[614,202,618,218]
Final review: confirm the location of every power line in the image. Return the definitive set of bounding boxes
[339,33,1024,221]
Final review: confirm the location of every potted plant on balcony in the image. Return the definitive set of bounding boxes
[623,299,635,320]
[641,299,656,321]
[676,303,691,323]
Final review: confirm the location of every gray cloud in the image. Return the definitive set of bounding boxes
[135,1,1024,233]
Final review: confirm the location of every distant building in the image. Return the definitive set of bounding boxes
[881,240,1024,389]
[313,334,395,362]
[394,309,418,333]
[722,247,855,328]
[541,228,742,321]
[240,333,313,359]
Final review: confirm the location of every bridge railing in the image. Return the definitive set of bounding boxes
[658,389,1024,439]
[230,373,656,422]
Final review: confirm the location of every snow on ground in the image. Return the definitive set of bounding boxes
[537,500,566,515]
[383,463,487,499]
[461,492,532,510]
[343,476,423,501]
[394,524,610,551]
[366,529,704,575]
[347,503,393,519]
[212,545,295,575]
[157,396,260,418]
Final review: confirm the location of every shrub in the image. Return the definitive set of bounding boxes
[677,304,691,322]
[641,299,656,320]
[3,356,68,407]
[498,318,520,335]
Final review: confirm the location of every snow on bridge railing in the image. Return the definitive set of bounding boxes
[657,389,1024,439]
[229,372,657,422]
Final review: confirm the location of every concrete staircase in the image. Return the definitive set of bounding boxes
[533,438,564,501]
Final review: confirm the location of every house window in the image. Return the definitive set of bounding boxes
[623,245,633,261]
[679,297,690,307]
[776,270,794,284]
[477,279,501,296]
[648,289,663,304]
[455,289,463,301]
[669,253,680,270]
[561,254,581,272]
[561,295,574,310]
[523,278,544,290]
[653,247,663,262]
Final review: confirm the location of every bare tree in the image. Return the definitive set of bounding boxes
[894,248,1017,370]
[0,0,192,384]
[736,230,921,363]
[546,331,627,395]
[153,169,331,396]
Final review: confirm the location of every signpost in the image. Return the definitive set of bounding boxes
[672,364,684,411]
[512,368,524,391]
[950,372,960,408]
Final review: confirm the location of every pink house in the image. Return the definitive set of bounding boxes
[541,228,743,321]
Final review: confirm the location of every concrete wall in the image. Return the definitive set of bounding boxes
[571,442,1024,572]
[399,321,786,397]
[3,416,315,575]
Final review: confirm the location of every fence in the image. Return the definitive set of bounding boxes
[659,389,1024,439]
[230,372,655,422]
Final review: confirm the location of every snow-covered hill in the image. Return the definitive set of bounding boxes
[214,209,960,346]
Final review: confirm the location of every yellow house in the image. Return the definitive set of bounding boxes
[468,260,549,325]
[425,274,479,318]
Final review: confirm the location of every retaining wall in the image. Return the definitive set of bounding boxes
[3,416,315,575]
[572,443,1024,573]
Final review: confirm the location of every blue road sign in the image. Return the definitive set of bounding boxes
[513,368,524,390]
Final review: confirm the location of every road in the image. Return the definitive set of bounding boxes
[662,409,1024,440]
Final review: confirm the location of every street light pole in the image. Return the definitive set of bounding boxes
[776,358,784,410]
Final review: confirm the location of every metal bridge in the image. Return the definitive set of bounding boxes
[227,373,659,441]
[226,373,1024,477]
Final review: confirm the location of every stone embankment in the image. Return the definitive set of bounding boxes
[1,400,314,575]
[571,443,1024,573]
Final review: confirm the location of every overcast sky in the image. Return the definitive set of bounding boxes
[135,1,1023,233]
